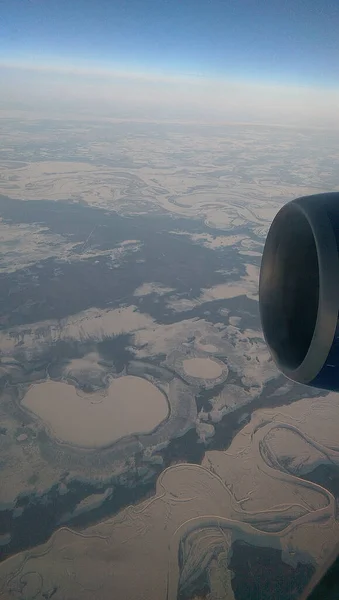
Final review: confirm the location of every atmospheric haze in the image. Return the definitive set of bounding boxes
[2,62,339,128]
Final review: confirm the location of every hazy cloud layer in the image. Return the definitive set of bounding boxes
[1,62,339,127]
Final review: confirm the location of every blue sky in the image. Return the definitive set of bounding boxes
[1,0,339,86]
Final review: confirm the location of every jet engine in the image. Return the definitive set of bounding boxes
[259,192,339,391]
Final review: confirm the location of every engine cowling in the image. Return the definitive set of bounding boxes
[259,192,339,391]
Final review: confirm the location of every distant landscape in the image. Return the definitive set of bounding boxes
[1,115,339,599]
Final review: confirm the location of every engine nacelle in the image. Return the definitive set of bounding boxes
[259,192,339,391]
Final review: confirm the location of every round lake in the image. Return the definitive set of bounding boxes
[183,358,223,379]
[22,376,168,448]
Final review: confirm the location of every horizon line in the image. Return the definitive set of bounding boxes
[2,59,339,92]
